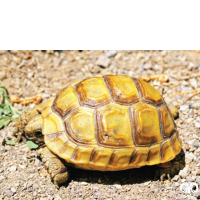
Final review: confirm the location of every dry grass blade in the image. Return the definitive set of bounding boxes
[167,88,200,98]
[180,91,200,106]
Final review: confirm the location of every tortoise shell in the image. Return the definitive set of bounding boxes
[40,75,182,171]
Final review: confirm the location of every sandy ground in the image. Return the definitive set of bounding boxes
[0,50,200,200]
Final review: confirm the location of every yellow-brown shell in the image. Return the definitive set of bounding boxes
[41,75,182,171]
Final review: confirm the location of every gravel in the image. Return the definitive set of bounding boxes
[0,50,200,199]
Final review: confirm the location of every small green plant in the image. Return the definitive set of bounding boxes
[0,83,21,129]
[6,140,15,146]
[27,140,39,149]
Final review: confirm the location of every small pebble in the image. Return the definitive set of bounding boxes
[189,78,198,89]
[0,175,4,182]
[185,144,190,151]
[11,187,17,193]
[179,167,188,178]
[193,140,199,148]
[113,184,122,189]
[80,182,88,186]
[173,175,179,182]
[9,166,17,172]
[196,176,200,185]
[3,189,14,197]
[185,152,195,164]
[106,50,117,58]
[195,122,200,128]
[186,176,194,182]
[143,63,152,69]
[33,183,39,190]
[180,105,188,111]
[96,55,110,68]
[28,71,34,78]
[194,189,200,199]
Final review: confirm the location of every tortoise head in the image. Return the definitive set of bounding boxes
[25,114,44,145]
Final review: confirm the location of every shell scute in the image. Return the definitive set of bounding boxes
[129,147,149,167]
[108,149,134,168]
[75,77,110,107]
[170,132,182,155]
[72,146,94,166]
[138,79,163,105]
[54,86,79,118]
[161,139,176,162]
[57,140,77,162]
[90,147,113,170]
[43,113,65,135]
[147,143,161,165]
[45,131,68,155]
[97,104,133,147]
[104,75,139,104]
[65,107,96,145]
[159,105,175,138]
[131,102,162,146]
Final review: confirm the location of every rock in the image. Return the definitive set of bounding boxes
[96,55,110,68]
[80,182,88,185]
[195,122,200,128]
[160,50,167,56]
[113,184,122,189]
[27,71,34,78]
[11,187,17,193]
[33,183,39,190]
[109,64,115,71]
[187,139,195,145]
[180,105,188,111]
[196,176,200,185]
[179,167,189,178]
[190,102,200,109]
[3,189,14,197]
[115,53,122,59]
[143,63,152,70]
[189,78,198,89]
[0,50,7,55]
[9,166,17,172]
[106,50,117,58]
[173,175,179,182]
[185,144,190,151]
[0,175,4,181]
[181,86,192,92]
[0,71,6,79]
[185,152,195,164]
[193,140,199,148]
[186,176,194,182]
[194,189,200,199]
[189,146,196,152]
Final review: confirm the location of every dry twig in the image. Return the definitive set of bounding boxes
[141,74,168,82]
[10,95,42,106]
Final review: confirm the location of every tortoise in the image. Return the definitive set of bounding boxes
[15,74,182,187]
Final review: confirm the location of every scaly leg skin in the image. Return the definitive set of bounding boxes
[40,147,70,188]
[13,108,39,142]
[155,150,185,184]
[155,163,172,184]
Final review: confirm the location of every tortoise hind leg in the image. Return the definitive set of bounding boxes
[40,147,70,188]
[155,149,185,183]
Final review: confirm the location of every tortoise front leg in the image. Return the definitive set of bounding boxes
[40,147,70,187]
